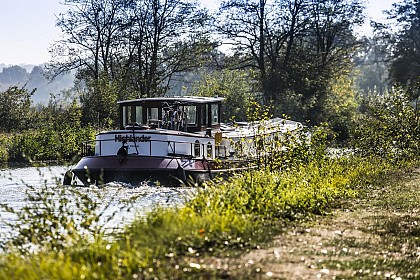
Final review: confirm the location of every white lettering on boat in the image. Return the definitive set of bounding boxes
[115,135,151,142]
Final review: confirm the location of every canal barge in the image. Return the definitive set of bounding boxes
[64,96,301,186]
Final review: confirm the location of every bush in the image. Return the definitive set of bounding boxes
[351,87,420,162]
[4,126,96,163]
[0,86,34,133]
[256,123,331,171]
[0,134,13,162]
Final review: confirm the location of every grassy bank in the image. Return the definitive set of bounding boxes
[0,155,409,280]
[228,167,420,279]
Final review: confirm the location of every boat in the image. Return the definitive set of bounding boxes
[63,96,302,186]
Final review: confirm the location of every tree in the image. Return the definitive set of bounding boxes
[48,0,127,82]
[78,73,120,128]
[49,0,212,96]
[119,0,214,97]
[191,69,257,122]
[323,74,358,141]
[46,0,130,126]
[301,0,363,123]
[354,23,392,96]
[0,86,34,132]
[387,0,420,99]
[217,0,306,81]
[351,86,420,160]
[216,0,364,124]
[48,0,214,126]
[271,0,363,124]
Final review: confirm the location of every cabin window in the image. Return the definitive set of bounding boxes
[207,142,212,158]
[211,104,219,125]
[122,106,128,127]
[147,108,159,124]
[135,106,143,124]
[186,106,197,125]
[194,140,201,157]
[201,105,207,126]
[122,106,135,127]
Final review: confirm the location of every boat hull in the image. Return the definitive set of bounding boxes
[69,155,214,186]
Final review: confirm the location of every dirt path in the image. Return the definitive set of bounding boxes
[227,169,420,279]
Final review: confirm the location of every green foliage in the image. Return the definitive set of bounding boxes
[323,74,359,140]
[34,96,84,131]
[351,86,420,161]
[254,123,331,172]
[5,126,96,162]
[192,69,257,122]
[118,207,262,274]
[0,134,13,162]
[242,101,332,171]
[0,86,34,133]
[189,159,360,221]
[388,0,420,90]
[79,74,121,128]
[0,93,97,163]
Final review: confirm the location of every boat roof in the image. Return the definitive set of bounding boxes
[118,96,225,105]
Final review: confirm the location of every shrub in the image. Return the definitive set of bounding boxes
[4,126,96,163]
[351,87,420,162]
[0,134,13,162]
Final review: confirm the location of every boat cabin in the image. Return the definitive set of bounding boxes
[118,96,224,133]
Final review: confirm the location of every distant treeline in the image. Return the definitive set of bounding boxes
[0,65,74,104]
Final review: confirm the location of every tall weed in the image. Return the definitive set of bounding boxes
[0,180,134,254]
[189,159,359,221]
[243,100,332,171]
[0,134,13,162]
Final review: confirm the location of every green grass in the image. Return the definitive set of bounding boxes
[315,167,420,280]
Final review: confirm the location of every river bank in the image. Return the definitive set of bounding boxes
[194,168,420,279]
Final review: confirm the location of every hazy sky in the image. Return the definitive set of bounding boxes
[0,0,394,66]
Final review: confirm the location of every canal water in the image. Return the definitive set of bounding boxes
[0,164,191,244]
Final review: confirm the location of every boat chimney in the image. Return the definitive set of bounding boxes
[206,127,212,137]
